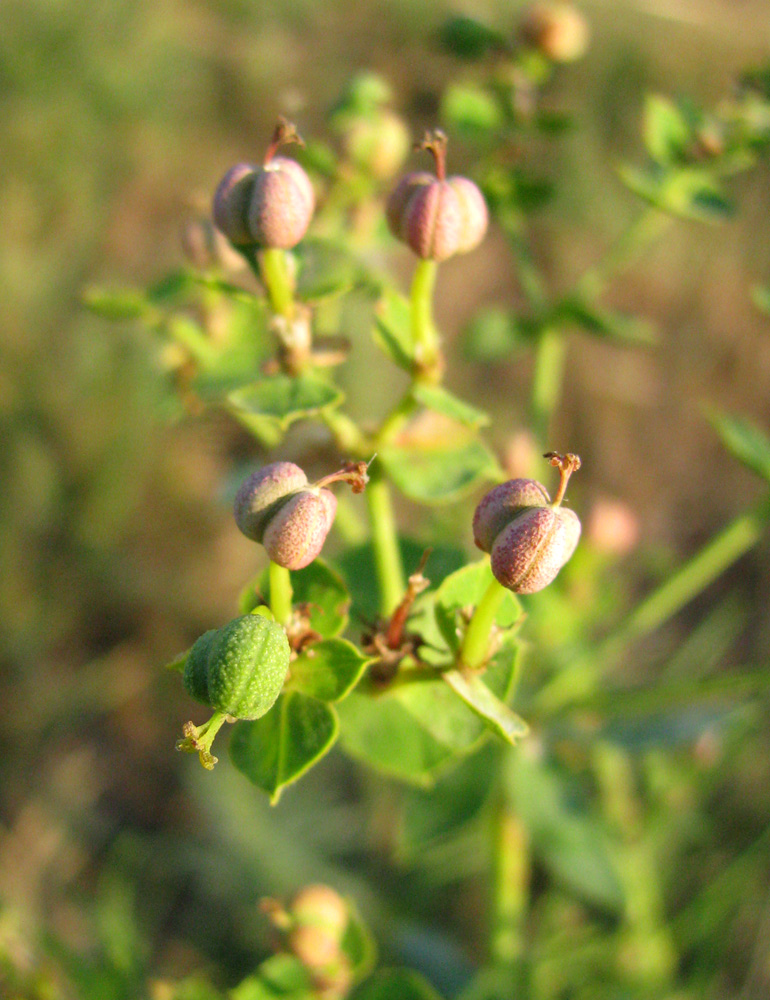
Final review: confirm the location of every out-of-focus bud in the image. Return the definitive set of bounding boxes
[343,110,411,180]
[519,2,590,63]
[586,497,639,556]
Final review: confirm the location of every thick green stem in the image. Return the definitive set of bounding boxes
[410,259,440,381]
[269,561,293,627]
[490,750,529,980]
[365,465,405,616]
[529,327,566,450]
[259,248,295,317]
[460,571,509,670]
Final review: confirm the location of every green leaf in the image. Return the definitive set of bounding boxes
[294,238,360,302]
[441,84,503,141]
[341,905,377,980]
[231,955,313,1000]
[230,693,339,803]
[83,286,152,321]
[240,559,351,638]
[437,14,507,61]
[555,297,657,345]
[707,408,770,483]
[643,94,691,164]
[338,634,521,784]
[412,383,489,428]
[399,743,497,857]
[351,969,444,1000]
[372,288,415,370]
[379,440,501,504]
[193,298,271,398]
[442,669,528,744]
[165,649,189,673]
[288,638,374,702]
[228,373,344,434]
[434,561,522,653]
[461,306,532,361]
[511,751,624,912]
[751,284,770,316]
[618,163,733,223]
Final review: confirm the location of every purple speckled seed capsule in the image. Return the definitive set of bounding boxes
[247,156,315,250]
[234,462,308,542]
[490,505,581,594]
[473,478,552,554]
[261,489,337,571]
[212,163,258,246]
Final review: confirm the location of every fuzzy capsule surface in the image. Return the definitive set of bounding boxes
[262,488,337,570]
[247,156,315,249]
[385,171,433,240]
[490,505,581,594]
[212,163,257,245]
[389,173,488,262]
[473,478,552,553]
[234,461,309,542]
[183,614,290,720]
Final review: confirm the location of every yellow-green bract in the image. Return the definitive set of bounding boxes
[183,614,291,720]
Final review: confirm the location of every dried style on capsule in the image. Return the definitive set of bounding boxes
[386,130,488,262]
[234,461,370,571]
[474,452,582,594]
[212,118,315,250]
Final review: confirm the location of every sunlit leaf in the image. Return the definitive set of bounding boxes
[288,638,374,702]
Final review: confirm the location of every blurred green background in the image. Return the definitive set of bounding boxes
[2,1,770,998]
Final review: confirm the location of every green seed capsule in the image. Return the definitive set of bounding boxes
[183,614,291,720]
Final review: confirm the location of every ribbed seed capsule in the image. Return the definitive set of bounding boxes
[262,489,337,571]
[212,163,257,246]
[234,461,309,542]
[473,453,582,594]
[247,156,315,249]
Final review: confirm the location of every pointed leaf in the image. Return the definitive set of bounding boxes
[232,955,313,1000]
[708,408,770,483]
[441,83,502,141]
[288,638,374,702]
[643,94,691,164]
[438,15,507,61]
[372,288,415,370]
[83,286,152,321]
[412,383,490,428]
[556,297,657,345]
[229,373,344,432]
[442,669,528,743]
[380,440,501,504]
[230,693,339,803]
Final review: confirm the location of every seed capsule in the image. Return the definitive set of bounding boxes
[386,130,488,262]
[212,118,315,250]
[519,2,590,63]
[183,613,290,720]
[261,488,337,571]
[473,453,582,594]
[234,461,309,542]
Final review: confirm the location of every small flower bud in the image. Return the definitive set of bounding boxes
[344,110,411,180]
[234,461,309,542]
[291,885,349,937]
[212,163,257,246]
[386,131,488,262]
[262,488,337,571]
[473,453,582,594]
[519,2,590,63]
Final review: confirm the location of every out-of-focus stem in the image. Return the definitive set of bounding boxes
[410,259,440,381]
[529,327,566,449]
[490,750,529,982]
[365,464,405,616]
[259,247,295,317]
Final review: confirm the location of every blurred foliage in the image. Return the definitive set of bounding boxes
[2,2,770,1000]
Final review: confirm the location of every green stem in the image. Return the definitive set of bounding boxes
[490,750,529,979]
[269,561,293,626]
[320,408,367,455]
[365,464,405,616]
[259,248,295,317]
[410,259,440,381]
[375,390,418,448]
[528,327,566,450]
[460,571,509,670]
[577,206,670,300]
